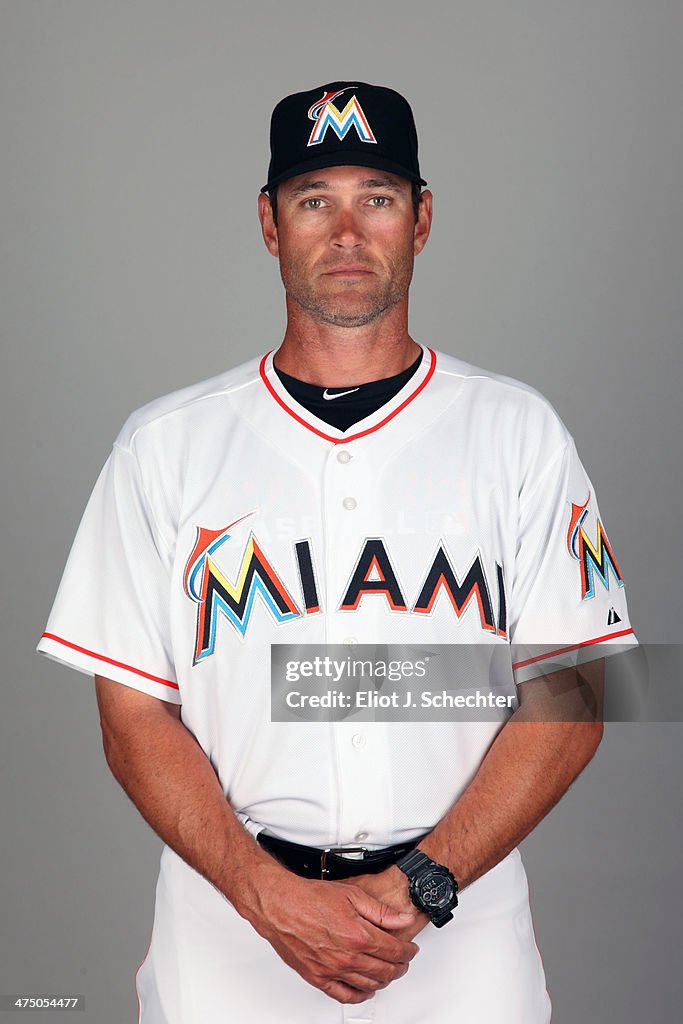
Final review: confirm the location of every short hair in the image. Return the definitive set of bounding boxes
[268,180,423,227]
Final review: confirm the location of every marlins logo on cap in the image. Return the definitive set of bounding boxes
[307,87,378,147]
[261,81,427,193]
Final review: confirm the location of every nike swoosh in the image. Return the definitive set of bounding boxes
[322,388,360,401]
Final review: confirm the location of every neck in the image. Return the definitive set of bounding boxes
[273,298,421,386]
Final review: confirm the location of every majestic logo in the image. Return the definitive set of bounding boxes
[567,493,624,600]
[307,87,377,147]
[184,519,508,663]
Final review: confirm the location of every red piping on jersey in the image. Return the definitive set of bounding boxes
[511,627,635,670]
[40,632,179,690]
[259,347,437,444]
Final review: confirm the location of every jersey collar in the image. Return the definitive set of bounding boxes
[259,346,437,445]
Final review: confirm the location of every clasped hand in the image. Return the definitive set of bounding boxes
[247,863,428,1004]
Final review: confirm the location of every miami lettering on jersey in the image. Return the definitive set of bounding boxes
[567,493,624,600]
[184,519,508,664]
[307,87,377,147]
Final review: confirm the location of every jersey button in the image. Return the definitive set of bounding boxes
[355,831,369,842]
[352,734,366,748]
[336,449,352,464]
[342,497,357,511]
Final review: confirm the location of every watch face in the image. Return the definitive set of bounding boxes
[416,869,455,911]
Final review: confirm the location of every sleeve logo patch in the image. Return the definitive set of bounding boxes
[567,493,624,600]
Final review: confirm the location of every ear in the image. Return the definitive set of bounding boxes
[258,193,279,257]
[413,189,433,256]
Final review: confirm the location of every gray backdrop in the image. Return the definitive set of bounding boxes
[2,1,681,1021]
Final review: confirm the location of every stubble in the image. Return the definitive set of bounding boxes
[279,250,415,328]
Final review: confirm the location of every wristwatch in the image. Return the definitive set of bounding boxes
[395,849,459,928]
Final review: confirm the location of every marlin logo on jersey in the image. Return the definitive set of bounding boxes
[567,493,624,600]
[184,522,508,662]
[183,514,303,663]
[307,87,377,147]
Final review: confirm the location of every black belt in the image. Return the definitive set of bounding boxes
[257,832,428,880]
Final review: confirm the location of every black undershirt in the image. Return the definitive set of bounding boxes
[273,351,423,431]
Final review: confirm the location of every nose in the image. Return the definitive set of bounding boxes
[329,205,365,250]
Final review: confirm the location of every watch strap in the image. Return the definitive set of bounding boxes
[431,907,455,928]
[395,848,432,875]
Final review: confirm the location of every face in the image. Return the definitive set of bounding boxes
[258,166,432,328]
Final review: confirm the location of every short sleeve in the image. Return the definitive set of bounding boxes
[508,436,637,684]
[37,443,181,703]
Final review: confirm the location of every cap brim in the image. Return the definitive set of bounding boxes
[261,151,427,193]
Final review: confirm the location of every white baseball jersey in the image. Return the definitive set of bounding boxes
[37,347,636,1023]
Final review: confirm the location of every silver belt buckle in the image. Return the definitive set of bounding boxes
[320,845,368,879]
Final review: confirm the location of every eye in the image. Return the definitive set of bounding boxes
[369,196,391,207]
[303,197,325,209]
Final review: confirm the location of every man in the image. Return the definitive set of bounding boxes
[37,82,636,1022]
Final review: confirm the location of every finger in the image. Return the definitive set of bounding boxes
[357,924,420,964]
[340,971,389,993]
[321,979,374,1005]
[350,892,415,932]
[340,957,410,990]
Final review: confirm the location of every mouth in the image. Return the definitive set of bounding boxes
[323,267,374,277]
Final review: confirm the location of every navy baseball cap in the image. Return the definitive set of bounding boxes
[261,81,428,193]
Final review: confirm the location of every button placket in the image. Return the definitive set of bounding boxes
[322,445,367,640]
[321,443,394,845]
[333,721,383,847]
